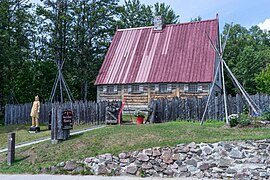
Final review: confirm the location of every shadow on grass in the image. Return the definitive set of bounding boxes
[69,133,83,140]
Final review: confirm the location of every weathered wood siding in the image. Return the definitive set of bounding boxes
[97,83,217,111]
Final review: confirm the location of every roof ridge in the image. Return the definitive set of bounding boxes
[117,18,217,32]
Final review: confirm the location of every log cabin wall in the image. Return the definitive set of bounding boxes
[97,83,221,111]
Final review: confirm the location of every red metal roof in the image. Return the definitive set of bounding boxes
[95,17,219,85]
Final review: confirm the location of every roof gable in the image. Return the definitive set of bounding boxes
[95,18,219,85]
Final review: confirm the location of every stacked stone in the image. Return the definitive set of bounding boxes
[49,140,270,179]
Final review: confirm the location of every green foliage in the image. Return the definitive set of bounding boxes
[117,0,179,29]
[255,63,270,94]
[228,114,239,127]
[134,111,145,118]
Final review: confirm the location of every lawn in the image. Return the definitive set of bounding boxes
[0,124,93,149]
[1,121,270,174]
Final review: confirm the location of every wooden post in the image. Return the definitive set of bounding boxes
[7,132,15,166]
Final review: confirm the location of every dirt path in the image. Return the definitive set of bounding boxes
[0,125,105,153]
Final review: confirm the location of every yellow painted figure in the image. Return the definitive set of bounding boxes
[30,95,40,127]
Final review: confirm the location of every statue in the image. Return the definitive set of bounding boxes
[30,95,40,127]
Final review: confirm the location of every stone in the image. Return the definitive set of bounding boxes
[179,146,190,153]
[179,166,188,172]
[229,148,243,159]
[218,158,231,167]
[137,153,149,162]
[152,148,161,156]
[226,167,237,174]
[202,146,212,155]
[64,161,77,171]
[126,164,138,175]
[175,160,182,166]
[171,162,179,169]
[153,165,164,172]
[212,167,224,173]
[223,143,233,151]
[172,153,180,161]
[249,157,261,163]
[57,161,66,167]
[119,152,127,159]
[143,148,153,156]
[258,143,268,149]
[260,171,267,177]
[187,142,197,149]
[198,162,210,171]
[119,158,129,163]
[95,164,109,175]
[186,159,197,167]
[141,163,152,169]
[104,153,113,161]
[161,150,173,164]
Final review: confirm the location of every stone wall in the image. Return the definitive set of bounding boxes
[48,140,270,179]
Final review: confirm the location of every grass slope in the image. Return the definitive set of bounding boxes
[1,121,270,174]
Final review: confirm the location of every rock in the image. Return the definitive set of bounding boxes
[179,166,188,172]
[186,159,197,167]
[202,146,212,155]
[95,164,109,175]
[249,157,261,163]
[126,164,138,175]
[258,143,268,149]
[161,150,173,164]
[143,148,153,156]
[198,162,210,171]
[119,152,127,159]
[64,161,77,171]
[230,148,243,159]
[223,143,233,151]
[175,160,182,166]
[104,153,113,161]
[179,146,190,153]
[171,162,179,169]
[218,158,231,167]
[187,142,197,149]
[226,167,237,174]
[119,158,129,163]
[212,167,224,173]
[172,153,180,161]
[153,165,164,172]
[141,162,152,169]
[137,153,149,162]
[152,148,161,156]
[107,162,118,170]
[260,171,267,177]
[57,161,66,167]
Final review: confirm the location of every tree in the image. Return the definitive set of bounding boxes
[256,63,270,94]
[190,16,202,22]
[153,2,179,24]
[117,0,179,29]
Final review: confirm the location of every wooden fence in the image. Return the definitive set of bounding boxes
[4,101,110,125]
[149,94,270,123]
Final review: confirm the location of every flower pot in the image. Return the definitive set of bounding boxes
[136,116,144,124]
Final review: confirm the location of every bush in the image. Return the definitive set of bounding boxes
[134,111,146,118]
[228,114,239,127]
[261,106,270,121]
[238,113,251,126]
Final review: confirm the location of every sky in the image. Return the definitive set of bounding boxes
[30,0,270,31]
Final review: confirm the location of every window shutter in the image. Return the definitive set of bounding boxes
[103,86,107,93]
[139,85,144,92]
[184,84,188,92]
[128,85,132,93]
[114,85,117,92]
[167,84,172,92]
[155,84,159,92]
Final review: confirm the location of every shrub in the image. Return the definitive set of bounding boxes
[228,114,239,127]
[261,106,270,121]
[134,111,146,118]
[238,113,251,126]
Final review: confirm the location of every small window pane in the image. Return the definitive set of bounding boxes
[132,85,140,93]
[159,84,167,93]
[188,84,197,93]
[107,85,114,93]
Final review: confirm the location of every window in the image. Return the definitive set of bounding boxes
[107,85,117,94]
[188,84,197,93]
[197,85,203,92]
[159,84,168,93]
[132,85,140,93]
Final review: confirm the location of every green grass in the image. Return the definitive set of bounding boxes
[0,124,93,149]
[1,121,270,174]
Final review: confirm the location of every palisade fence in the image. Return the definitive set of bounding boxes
[149,94,270,123]
[4,101,110,125]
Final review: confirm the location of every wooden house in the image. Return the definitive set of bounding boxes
[95,15,222,111]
